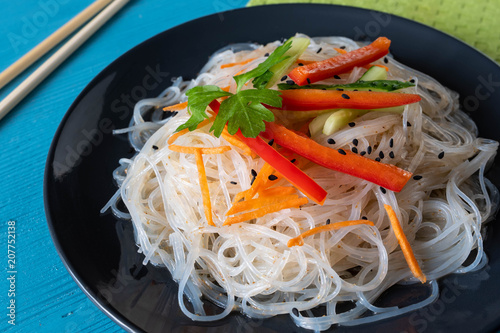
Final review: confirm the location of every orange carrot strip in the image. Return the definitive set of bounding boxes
[258,186,296,197]
[167,116,215,144]
[194,149,214,226]
[223,197,308,226]
[384,204,426,283]
[163,101,188,112]
[260,166,285,190]
[245,163,275,200]
[168,145,231,155]
[167,129,189,145]
[220,57,257,69]
[221,128,254,156]
[334,47,348,55]
[261,173,283,190]
[232,163,275,204]
[226,194,299,216]
[287,220,375,247]
[233,189,252,203]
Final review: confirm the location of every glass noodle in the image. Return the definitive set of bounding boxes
[102,34,499,331]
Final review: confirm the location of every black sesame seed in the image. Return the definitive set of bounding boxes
[250,177,256,185]
[348,122,355,127]
[375,157,381,162]
[230,181,238,185]
[334,75,341,79]
[360,151,366,156]
[389,151,395,159]
[298,63,304,66]
[353,89,358,91]
[290,158,297,163]
[268,175,278,181]
[413,175,423,180]
[317,47,323,54]
[336,88,344,91]
[286,80,295,85]
[383,57,389,64]
[152,145,159,150]
[361,216,368,220]
[379,151,385,159]
[409,79,416,83]
[268,139,274,146]
[264,53,269,57]
[340,45,346,49]
[251,169,257,177]
[341,93,350,99]
[380,187,387,194]
[292,308,299,317]
[367,146,372,154]
[321,88,327,90]
[352,138,358,146]
[338,148,346,155]
[351,147,358,154]
[281,75,288,81]
[389,138,394,148]
[438,151,445,159]
[326,219,331,225]
[327,138,336,145]
[306,78,311,84]
[407,121,412,127]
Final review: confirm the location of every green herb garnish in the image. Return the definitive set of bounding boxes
[177,39,294,138]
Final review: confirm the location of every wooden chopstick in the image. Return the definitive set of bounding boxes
[0,0,129,121]
[0,0,114,91]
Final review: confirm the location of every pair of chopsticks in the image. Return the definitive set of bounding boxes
[0,0,129,121]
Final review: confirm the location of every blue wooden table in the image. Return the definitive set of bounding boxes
[0,1,248,332]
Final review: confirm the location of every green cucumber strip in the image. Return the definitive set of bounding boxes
[322,110,367,135]
[309,111,336,137]
[358,65,387,81]
[278,80,414,92]
[307,105,405,137]
[265,37,310,88]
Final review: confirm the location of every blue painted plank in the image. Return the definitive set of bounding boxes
[0,0,249,332]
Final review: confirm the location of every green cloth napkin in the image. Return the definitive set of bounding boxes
[248,0,500,63]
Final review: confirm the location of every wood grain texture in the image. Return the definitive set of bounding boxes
[0,0,248,332]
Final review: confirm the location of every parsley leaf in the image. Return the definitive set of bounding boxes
[251,70,274,90]
[176,38,295,138]
[211,89,282,138]
[233,39,292,92]
[176,85,232,132]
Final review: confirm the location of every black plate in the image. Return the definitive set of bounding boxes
[44,4,500,333]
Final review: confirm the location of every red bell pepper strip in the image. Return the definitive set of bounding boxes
[288,37,391,86]
[279,89,421,111]
[209,100,327,205]
[262,121,412,192]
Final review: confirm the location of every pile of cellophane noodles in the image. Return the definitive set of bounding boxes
[102,34,499,331]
